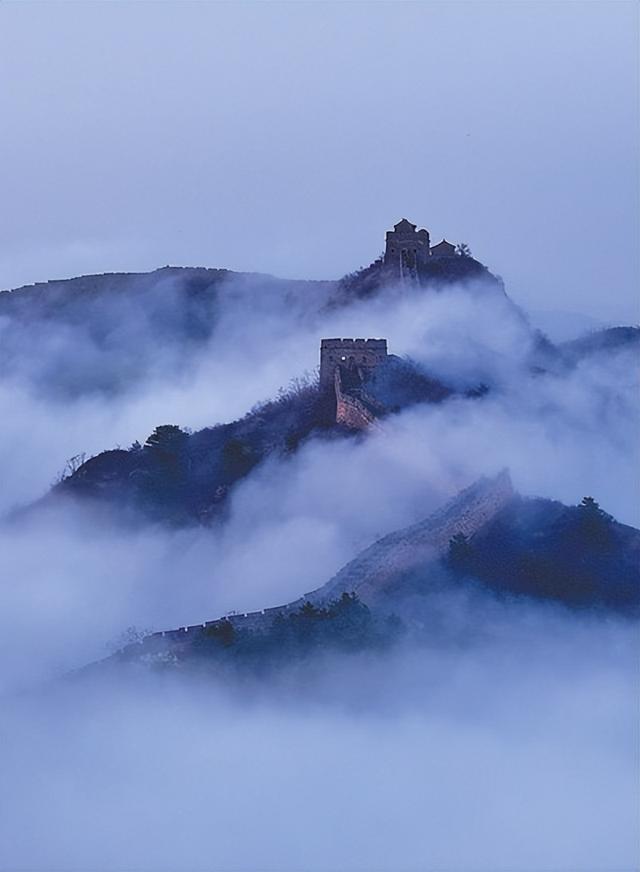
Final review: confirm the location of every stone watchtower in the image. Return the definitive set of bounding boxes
[319,338,388,390]
[431,238,457,257]
[384,219,431,276]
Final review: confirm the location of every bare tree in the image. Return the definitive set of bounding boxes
[54,452,87,484]
[106,625,153,652]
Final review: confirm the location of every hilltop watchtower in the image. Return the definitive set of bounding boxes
[384,219,431,275]
[319,338,387,389]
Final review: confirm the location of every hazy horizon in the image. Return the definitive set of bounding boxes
[1,1,638,323]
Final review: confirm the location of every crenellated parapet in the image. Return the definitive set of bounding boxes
[319,337,387,389]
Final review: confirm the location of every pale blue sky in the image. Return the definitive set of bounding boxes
[0,1,637,321]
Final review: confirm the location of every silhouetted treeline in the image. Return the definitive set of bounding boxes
[190,593,405,670]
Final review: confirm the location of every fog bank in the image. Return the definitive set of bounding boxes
[1,603,636,872]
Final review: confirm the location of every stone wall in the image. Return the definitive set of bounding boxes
[314,470,515,604]
[139,601,296,651]
[334,367,378,430]
[124,472,516,657]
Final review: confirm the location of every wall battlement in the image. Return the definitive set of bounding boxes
[321,338,387,347]
[137,603,295,651]
[319,337,387,389]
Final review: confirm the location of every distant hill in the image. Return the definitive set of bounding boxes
[559,326,640,363]
[3,260,632,389]
[0,266,333,324]
[0,253,508,330]
[0,267,333,396]
[0,256,507,398]
[525,324,639,377]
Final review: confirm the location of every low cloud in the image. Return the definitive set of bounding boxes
[0,273,636,871]
[0,600,636,872]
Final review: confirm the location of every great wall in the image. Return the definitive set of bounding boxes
[125,470,515,657]
[317,219,465,429]
[311,468,515,605]
[115,217,490,656]
[334,366,380,429]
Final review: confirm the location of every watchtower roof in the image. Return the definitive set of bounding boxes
[393,218,417,231]
[432,238,456,249]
